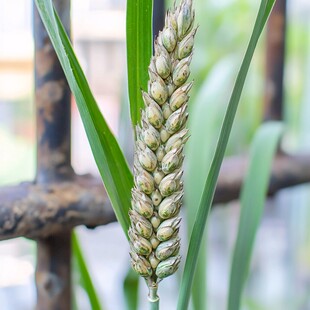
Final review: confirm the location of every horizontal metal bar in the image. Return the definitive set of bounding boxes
[214,152,310,204]
[1,152,310,241]
[0,174,115,241]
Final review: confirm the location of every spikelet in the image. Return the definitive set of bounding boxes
[128,0,196,296]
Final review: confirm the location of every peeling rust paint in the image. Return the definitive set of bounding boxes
[0,175,115,241]
[34,1,72,184]
[36,80,66,122]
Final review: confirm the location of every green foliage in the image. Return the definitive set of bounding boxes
[34,0,280,309]
[228,122,283,310]
[35,0,133,236]
[123,268,139,310]
[72,232,103,310]
[185,56,238,310]
[126,0,153,125]
[177,1,276,309]
[188,0,265,153]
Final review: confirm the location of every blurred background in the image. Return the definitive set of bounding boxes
[1,0,310,309]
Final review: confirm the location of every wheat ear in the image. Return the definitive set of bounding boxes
[128,0,196,303]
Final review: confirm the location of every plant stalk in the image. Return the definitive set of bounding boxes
[148,284,159,310]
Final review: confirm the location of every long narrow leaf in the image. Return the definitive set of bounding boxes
[126,0,153,125]
[185,57,238,310]
[228,122,283,310]
[177,0,276,309]
[123,268,139,310]
[72,232,103,310]
[35,0,133,235]
[122,0,153,306]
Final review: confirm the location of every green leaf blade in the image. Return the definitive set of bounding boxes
[123,0,153,304]
[177,1,276,309]
[126,0,153,125]
[123,268,139,310]
[228,122,283,310]
[185,57,237,310]
[35,0,133,235]
[72,232,103,310]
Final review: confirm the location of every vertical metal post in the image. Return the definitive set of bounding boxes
[153,0,165,41]
[33,0,72,309]
[34,0,72,183]
[264,0,287,120]
[36,234,72,310]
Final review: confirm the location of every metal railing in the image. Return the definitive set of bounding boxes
[0,0,309,308]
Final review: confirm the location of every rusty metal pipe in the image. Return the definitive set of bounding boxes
[36,234,71,310]
[34,0,72,308]
[214,152,310,204]
[0,175,115,241]
[1,153,310,241]
[264,0,287,120]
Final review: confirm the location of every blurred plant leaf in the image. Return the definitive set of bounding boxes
[35,0,133,235]
[123,268,139,310]
[228,122,283,310]
[185,56,237,310]
[126,0,153,125]
[177,0,276,309]
[72,232,103,310]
